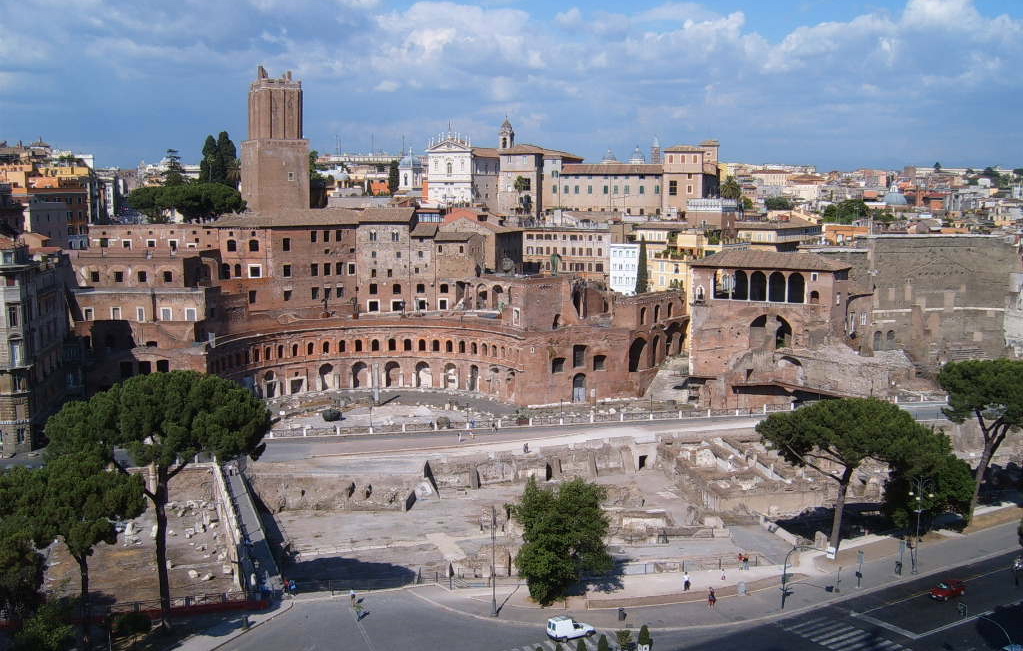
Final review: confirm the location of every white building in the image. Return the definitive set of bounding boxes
[609,243,640,295]
[424,131,498,208]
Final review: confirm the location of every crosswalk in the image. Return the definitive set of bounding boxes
[777,616,907,651]
[501,629,620,651]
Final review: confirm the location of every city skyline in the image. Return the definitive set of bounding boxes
[3,0,1021,171]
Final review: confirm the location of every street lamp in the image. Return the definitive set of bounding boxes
[908,478,934,575]
[490,505,498,617]
[780,545,818,609]
[977,615,1016,649]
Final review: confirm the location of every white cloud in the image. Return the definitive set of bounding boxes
[0,0,1020,170]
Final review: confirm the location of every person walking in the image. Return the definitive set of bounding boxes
[707,587,716,608]
[349,589,357,607]
[743,554,750,571]
[683,572,691,592]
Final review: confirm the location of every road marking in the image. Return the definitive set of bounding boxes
[780,617,909,650]
[859,563,1011,614]
[849,612,918,640]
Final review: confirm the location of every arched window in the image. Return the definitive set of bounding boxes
[471,342,478,355]
[306,342,314,355]
[233,264,242,277]
[446,161,452,175]
[733,270,749,300]
[418,339,426,351]
[787,273,805,303]
[226,240,237,252]
[446,340,453,353]
[403,338,412,351]
[355,340,363,352]
[750,271,767,301]
[371,339,380,351]
[388,338,397,351]
[339,340,346,352]
[291,344,299,357]
[322,341,330,354]
[432,340,440,352]
[220,263,230,280]
[248,239,259,252]
[459,341,466,354]
[768,272,786,302]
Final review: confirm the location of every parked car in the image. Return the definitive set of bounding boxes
[546,616,596,641]
[930,579,966,601]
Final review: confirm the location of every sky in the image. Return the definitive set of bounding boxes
[3,0,1022,172]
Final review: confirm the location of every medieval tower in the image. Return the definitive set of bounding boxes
[241,66,310,212]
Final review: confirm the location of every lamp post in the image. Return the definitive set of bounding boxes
[490,505,498,617]
[780,545,817,609]
[977,615,1015,649]
[908,478,934,575]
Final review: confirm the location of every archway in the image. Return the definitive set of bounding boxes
[749,315,768,349]
[415,362,433,388]
[444,363,458,389]
[650,335,662,367]
[787,273,805,303]
[775,317,792,348]
[468,365,480,391]
[628,338,646,372]
[351,362,368,388]
[318,363,334,391]
[506,370,516,400]
[384,361,401,387]
[263,371,277,398]
[492,285,505,310]
[768,272,786,302]
[572,373,587,403]
[750,271,767,301]
[733,270,749,300]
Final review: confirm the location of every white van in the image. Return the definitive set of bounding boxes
[546,616,596,641]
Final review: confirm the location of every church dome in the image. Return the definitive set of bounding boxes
[601,148,618,164]
[399,152,421,169]
[628,146,645,164]
[883,184,908,206]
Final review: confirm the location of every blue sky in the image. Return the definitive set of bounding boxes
[3,0,1021,171]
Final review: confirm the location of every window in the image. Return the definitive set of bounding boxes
[336,262,344,275]
[603,185,609,195]
[160,307,172,320]
[686,184,693,195]
[163,271,173,283]
[593,355,607,370]
[122,239,131,249]
[84,308,94,321]
[311,287,319,300]
[367,300,379,312]
[668,181,678,196]
[369,231,378,242]
[392,283,401,294]
[324,264,331,276]
[311,263,319,276]
[369,283,378,295]
[439,298,448,309]
[248,265,261,278]
[551,358,566,373]
[111,307,122,320]
[114,271,124,283]
[226,240,237,252]
[146,239,156,248]
[185,308,197,321]
[348,264,356,275]
[311,231,318,243]
[283,290,292,301]
[137,271,147,282]
[573,345,586,367]
[249,239,259,252]
[89,271,99,283]
[416,283,425,293]
[283,264,292,277]
[248,290,257,304]
[391,231,399,242]
[836,292,842,305]
[136,307,145,321]
[282,237,291,252]
[323,230,330,242]
[9,341,22,366]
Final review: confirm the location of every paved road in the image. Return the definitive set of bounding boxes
[259,402,949,462]
[219,544,1022,651]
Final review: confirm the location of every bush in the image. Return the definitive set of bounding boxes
[436,416,451,429]
[597,634,610,651]
[115,611,151,639]
[638,624,652,646]
[577,639,587,651]
[13,603,74,651]
[322,408,342,422]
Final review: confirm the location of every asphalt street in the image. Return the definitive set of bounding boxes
[218,548,1023,651]
[258,402,948,462]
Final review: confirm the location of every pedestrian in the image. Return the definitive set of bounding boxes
[683,572,691,592]
[349,589,357,607]
[743,555,750,571]
[458,432,462,443]
[523,443,529,453]
[492,423,498,434]
[707,588,716,608]
[288,578,297,595]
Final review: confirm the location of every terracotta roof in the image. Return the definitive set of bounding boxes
[435,231,476,242]
[662,145,703,153]
[501,144,583,160]
[471,147,500,158]
[561,164,663,176]
[735,217,819,230]
[689,250,850,272]
[410,223,439,237]
[215,207,415,228]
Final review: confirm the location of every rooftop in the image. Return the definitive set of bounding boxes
[689,249,851,272]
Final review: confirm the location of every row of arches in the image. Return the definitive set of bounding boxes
[627,323,687,372]
[257,360,518,400]
[638,300,679,326]
[712,271,816,304]
[209,334,522,376]
[873,330,897,350]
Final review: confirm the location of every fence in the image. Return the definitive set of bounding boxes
[107,590,267,618]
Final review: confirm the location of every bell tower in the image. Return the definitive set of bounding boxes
[499,117,515,150]
[240,66,310,212]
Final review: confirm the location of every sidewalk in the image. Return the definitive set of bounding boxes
[171,504,1022,648]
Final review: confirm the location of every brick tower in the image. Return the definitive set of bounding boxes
[240,66,310,212]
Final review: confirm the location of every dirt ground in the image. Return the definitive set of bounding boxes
[44,466,238,607]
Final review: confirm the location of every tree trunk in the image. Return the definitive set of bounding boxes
[76,554,91,646]
[154,471,172,630]
[968,439,996,521]
[828,467,854,555]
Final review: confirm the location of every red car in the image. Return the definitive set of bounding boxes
[930,579,966,601]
